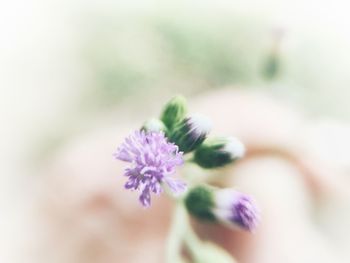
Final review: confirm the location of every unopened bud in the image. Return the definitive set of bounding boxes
[213,188,259,232]
[161,95,188,130]
[185,185,259,232]
[141,118,167,133]
[194,137,245,168]
[169,114,212,153]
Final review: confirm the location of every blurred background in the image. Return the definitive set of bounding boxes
[2,0,350,262]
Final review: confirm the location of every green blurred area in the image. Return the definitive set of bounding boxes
[79,14,270,109]
[77,9,350,120]
[33,3,350,161]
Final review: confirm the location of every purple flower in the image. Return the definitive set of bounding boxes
[213,189,260,231]
[114,130,186,207]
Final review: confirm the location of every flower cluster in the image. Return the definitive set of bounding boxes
[114,95,259,233]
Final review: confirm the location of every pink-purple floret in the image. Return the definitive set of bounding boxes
[114,130,186,207]
[230,195,259,231]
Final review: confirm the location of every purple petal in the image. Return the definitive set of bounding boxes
[165,177,187,195]
[113,148,133,162]
[139,187,151,207]
[124,177,139,190]
[231,196,259,231]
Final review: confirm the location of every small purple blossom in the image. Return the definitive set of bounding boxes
[230,195,259,231]
[214,189,260,231]
[114,130,186,207]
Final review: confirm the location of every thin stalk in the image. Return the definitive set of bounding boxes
[182,210,203,262]
[165,202,187,263]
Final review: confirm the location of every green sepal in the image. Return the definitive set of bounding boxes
[194,138,233,169]
[184,185,216,222]
[168,121,203,153]
[168,115,211,153]
[160,95,188,131]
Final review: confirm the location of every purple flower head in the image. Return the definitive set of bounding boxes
[213,189,260,231]
[114,130,186,207]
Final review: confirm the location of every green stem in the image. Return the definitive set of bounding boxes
[182,211,203,262]
[165,200,207,263]
[165,202,187,263]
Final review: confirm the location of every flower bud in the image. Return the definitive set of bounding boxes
[161,95,188,130]
[141,118,167,133]
[169,114,212,153]
[213,188,260,231]
[194,137,245,168]
[185,185,259,232]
